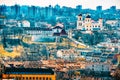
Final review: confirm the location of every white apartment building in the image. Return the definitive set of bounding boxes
[85,63,110,72]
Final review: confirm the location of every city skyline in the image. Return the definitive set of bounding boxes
[0,0,120,10]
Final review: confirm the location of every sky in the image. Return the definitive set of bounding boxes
[0,0,120,10]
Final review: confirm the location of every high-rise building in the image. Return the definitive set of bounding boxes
[76,5,82,15]
[110,6,116,13]
[96,6,102,11]
[14,4,20,16]
[0,15,6,26]
[10,4,20,17]
[20,6,29,18]
[54,4,60,10]
[54,4,61,15]
[45,5,53,19]
[0,5,7,15]
[28,6,37,18]
[76,5,82,10]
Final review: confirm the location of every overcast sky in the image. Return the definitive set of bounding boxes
[0,0,120,9]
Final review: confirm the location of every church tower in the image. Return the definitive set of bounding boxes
[85,14,91,23]
[99,18,103,27]
[77,14,83,30]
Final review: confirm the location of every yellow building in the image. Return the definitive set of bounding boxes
[2,68,56,80]
[77,14,103,31]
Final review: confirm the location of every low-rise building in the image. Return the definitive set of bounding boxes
[56,49,80,60]
[77,14,103,31]
[23,27,53,36]
[2,68,56,80]
[106,20,120,28]
[85,63,110,72]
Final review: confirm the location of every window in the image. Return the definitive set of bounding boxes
[36,77,38,80]
[15,77,19,80]
[16,77,21,80]
[46,77,48,80]
[26,77,28,80]
[39,77,42,80]
[49,78,52,80]
[79,23,82,26]
[57,29,59,33]
[79,18,81,20]
[29,77,31,80]
[33,77,35,80]
[19,77,21,80]
[43,77,45,80]
[22,77,25,80]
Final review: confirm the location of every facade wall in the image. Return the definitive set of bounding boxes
[77,15,103,31]
[2,74,56,80]
[85,63,110,72]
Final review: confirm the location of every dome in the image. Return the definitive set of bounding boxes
[99,18,103,19]
[78,14,82,16]
[86,15,91,18]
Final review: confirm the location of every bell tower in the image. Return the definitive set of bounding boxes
[77,14,83,30]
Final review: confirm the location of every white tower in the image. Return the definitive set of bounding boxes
[77,14,83,30]
[68,29,72,38]
[85,14,91,23]
[99,18,103,28]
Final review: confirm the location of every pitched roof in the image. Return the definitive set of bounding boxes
[53,26,62,29]
[60,29,67,36]
[78,14,82,16]
[86,15,91,18]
